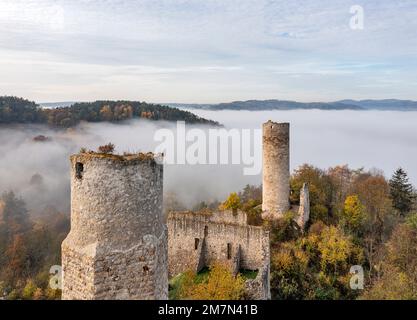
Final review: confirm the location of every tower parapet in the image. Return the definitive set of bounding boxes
[262,121,290,220]
[62,152,167,300]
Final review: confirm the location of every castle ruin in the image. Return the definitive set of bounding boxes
[61,152,167,300]
[61,120,309,300]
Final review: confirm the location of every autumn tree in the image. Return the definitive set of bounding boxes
[4,234,30,283]
[327,165,354,212]
[318,226,364,276]
[362,219,417,299]
[114,104,133,121]
[238,184,262,203]
[221,193,241,212]
[290,164,333,224]
[0,192,31,238]
[180,264,245,300]
[341,195,367,233]
[348,172,395,281]
[99,105,113,121]
[270,223,364,300]
[270,242,310,299]
[22,280,37,300]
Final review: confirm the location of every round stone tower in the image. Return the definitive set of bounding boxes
[61,152,167,300]
[262,121,290,220]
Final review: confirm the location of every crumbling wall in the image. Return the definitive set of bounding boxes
[167,210,270,299]
[244,264,270,300]
[262,121,290,220]
[296,183,310,231]
[62,153,167,300]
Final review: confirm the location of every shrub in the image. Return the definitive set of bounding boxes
[177,264,245,300]
[22,280,37,300]
[221,193,241,212]
[98,143,115,154]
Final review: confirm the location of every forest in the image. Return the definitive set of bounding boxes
[0,192,68,299]
[1,163,415,300]
[0,96,219,128]
[168,165,417,300]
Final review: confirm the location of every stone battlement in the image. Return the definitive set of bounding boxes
[167,209,248,227]
[70,151,163,165]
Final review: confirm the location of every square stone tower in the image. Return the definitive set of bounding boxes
[61,152,167,300]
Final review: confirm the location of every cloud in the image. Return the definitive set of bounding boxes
[0,0,417,102]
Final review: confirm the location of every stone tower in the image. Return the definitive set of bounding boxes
[262,121,290,220]
[61,152,167,300]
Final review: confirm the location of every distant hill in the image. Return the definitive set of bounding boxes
[0,96,220,128]
[168,99,417,111]
[168,100,364,111]
[337,99,417,111]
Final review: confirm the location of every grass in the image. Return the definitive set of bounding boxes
[194,267,210,284]
[240,269,258,280]
[168,267,210,300]
[168,273,185,300]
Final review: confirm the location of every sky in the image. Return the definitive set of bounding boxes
[0,0,417,103]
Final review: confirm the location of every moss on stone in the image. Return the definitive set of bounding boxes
[70,151,161,165]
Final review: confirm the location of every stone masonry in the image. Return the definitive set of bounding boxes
[61,120,309,300]
[296,183,310,231]
[167,210,271,300]
[61,152,167,300]
[262,121,290,220]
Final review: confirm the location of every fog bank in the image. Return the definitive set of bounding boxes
[185,109,417,186]
[1,110,416,214]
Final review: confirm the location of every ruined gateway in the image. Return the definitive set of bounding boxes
[61,121,310,300]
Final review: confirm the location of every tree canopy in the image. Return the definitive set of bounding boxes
[0,96,219,128]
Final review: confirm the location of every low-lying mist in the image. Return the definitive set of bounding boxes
[185,108,417,184]
[1,109,416,216]
[0,119,260,215]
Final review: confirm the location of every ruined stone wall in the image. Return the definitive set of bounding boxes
[62,153,167,300]
[245,264,271,300]
[296,183,310,231]
[167,210,270,299]
[168,210,269,277]
[262,121,290,220]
